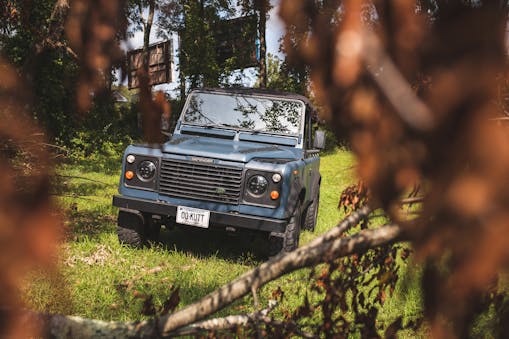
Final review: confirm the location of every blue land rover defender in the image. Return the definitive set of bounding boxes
[112,88,324,255]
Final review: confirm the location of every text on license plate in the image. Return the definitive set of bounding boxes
[176,206,210,228]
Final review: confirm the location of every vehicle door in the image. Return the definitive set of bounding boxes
[303,105,320,204]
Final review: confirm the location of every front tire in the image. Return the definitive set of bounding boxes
[117,213,161,248]
[269,202,302,256]
[303,192,319,232]
[117,226,144,248]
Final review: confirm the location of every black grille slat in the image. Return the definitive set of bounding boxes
[160,178,241,190]
[161,166,242,181]
[164,191,239,204]
[160,172,241,184]
[160,184,240,197]
[159,182,241,195]
[161,164,242,179]
[162,161,242,172]
[159,158,243,204]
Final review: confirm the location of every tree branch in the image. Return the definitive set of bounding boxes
[34,0,70,55]
[257,316,318,339]
[13,208,403,338]
[168,300,277,336]
[157,208,397,336]
[400,196,424,205]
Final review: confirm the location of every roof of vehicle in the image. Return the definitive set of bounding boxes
[190,87,314,108]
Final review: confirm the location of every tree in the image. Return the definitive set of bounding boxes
[0,0,78,141]
[0,0,130,145]
[265,53,308,94]
[157,0,235,97]
[237,0,271,88]
[126,0,158,77]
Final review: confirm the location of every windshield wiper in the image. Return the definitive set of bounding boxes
[199,123,238,129]
[249,127,270,134]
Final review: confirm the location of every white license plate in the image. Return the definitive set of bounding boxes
[176,206,210,228]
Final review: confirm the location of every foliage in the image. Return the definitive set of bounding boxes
[280,0,509,337]
[265,53,307,95]
[0,0,133,151]
[157,0,236,92]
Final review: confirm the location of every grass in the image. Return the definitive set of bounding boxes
[21,147,424,334]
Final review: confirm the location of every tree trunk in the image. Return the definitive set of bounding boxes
[142,0,155,76]
[257,0,267,88]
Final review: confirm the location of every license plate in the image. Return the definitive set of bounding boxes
[176,206,210,228]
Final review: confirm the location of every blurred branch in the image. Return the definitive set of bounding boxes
[489,117,509,121]
[361,32,435,131]
[400,197,424,205]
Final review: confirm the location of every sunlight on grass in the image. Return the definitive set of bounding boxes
[22,147,423,334]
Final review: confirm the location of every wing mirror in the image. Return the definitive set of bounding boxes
[313,130,326,150]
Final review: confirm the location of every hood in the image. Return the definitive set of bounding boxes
[162,134,301,163]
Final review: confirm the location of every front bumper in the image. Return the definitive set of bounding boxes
[112,195,287,233]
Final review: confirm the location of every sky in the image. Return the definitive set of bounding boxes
[121,1,285,96]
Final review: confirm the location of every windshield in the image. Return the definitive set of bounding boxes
[181,92,305,135]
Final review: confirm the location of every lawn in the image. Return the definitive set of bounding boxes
[21,147,423,333]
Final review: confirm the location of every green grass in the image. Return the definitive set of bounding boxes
[21,148,424,334]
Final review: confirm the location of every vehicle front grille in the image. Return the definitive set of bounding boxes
[159,158,243,204]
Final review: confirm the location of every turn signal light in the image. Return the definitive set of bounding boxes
[270,190,280,200]
[125,171,134,180]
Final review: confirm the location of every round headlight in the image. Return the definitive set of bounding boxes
[126,154,136,164]
[137,160,156,181]
[272,173,282,183]
[247,175,269,196]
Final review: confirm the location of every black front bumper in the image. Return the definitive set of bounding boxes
[112,195,286,233]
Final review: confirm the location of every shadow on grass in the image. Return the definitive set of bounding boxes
[65,207,269,263]
[65,209,116,241]
[158,226,270,263]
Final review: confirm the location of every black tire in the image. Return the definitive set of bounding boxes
[117,214,161,248]
[303,192,319,232]
[117,226,144,248]
[269,202,302,256]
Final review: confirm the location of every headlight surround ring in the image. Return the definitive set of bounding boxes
[136,160,157,181]
[247,175,269,196]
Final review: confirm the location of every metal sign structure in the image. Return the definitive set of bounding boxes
[127,40,173,89]
[213,15,258,69]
